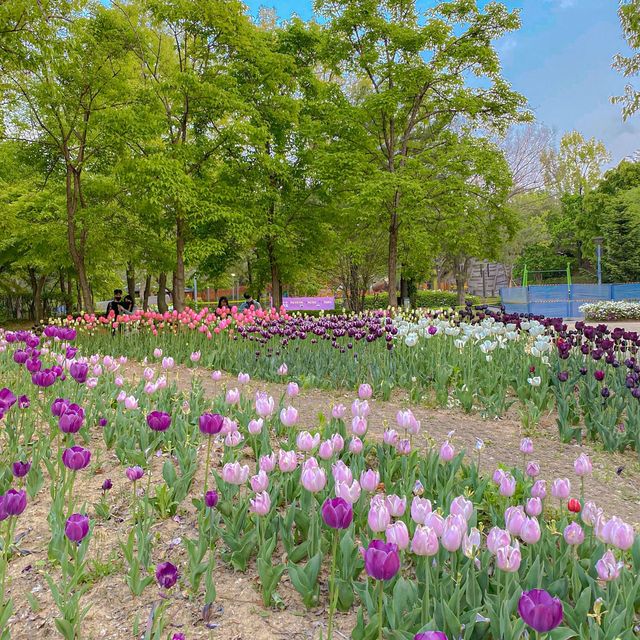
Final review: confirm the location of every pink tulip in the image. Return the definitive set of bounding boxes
[190,351,201,363]
[385,495,406,517]
[115,377,124,387]
[335,479,361,504]
[220,418,238,435]
[259,453,277,473]
[286,382,299,398]
[224,431,244,447]
[499,473,516,497]
[563,522,585,546]
[424,512,445,538]
[520,438,533,455]
[351,416,368,437]
[161,356,174,370]
[349,437,363,454]
[441,515,465,552]
[531,480,547,499]
[250,491,271,516]
[505,506,526,537]
[396,409,420,435]
[248,418,264,435]
[225,388,240,405]
[487,527,511,554]
[581,501,602,527]
[574,453,592,477]
[493,468,506,484]
[410,496,432,525]
[211,370,222,381]
[385,521,410,550]
[526,462,541,478]
[250,470,269,493]
[92,365,102,377]
[280,406,298,427]
[156,376,167,389]
[124,396,138,410]
[331,433,344,453]
[116,390,126,403]
[237,372,250,384]
[368,501,391,532]
[411,525,439,556]
[277,363,288,376]
[602,517,635,550]
[296,431,320,452]
[496,543,521,572]
[360,469,380,493]
[520,517,541,544]
[551,478,571,500]
[318,440,334,460]
[596,550,623,581]
[331,460,353,484]
[351,399,369,418]
[525,497,542,517]
[278,449,298,472]
[255,393,274,418]
[450,496,473,521]
[153,348,163,358]
[462,527,481,558]
[301,465,326,493]
[358,383,373,399]
[383,429,399,446]
[143,367,155,381]
[86,378,98,389]
[439,440,455,462]
[331,404,346,419]
[222,462,250,485]
[396,439,411,455]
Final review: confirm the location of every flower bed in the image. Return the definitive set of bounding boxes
[580,301,640,321]
[0,328,639,639]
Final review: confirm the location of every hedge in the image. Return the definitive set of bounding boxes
[362,290,480,310]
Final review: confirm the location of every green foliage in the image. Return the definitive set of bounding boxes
[362,291,480,310]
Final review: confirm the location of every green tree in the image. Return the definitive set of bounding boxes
[613,0,640,120]
[315,0,527,306]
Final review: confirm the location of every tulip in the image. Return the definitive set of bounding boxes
[331,404,346,419]
[259,453,277,473]
[332,460,353,484]
[205,490,219,508]
[280,406,298,427]
[368,501,391,532]
[531,480,547,500]
[250,491,271,516]
[330,433,344,453]
[199,412,223,435]
[423,512,445,538]
[396,409,420,434]
[349,437,363,454]
[439,440,454,462]
[411,525,439,556]
[462,527,481,558]
[596,550,623,581]
[115,377,124,388]
[385,521,409,550]
[211,370,222,381]
[248,418,264,435]
[335,479,361,504]
[17,395,29,409]
[574,453,592,477]
[396,438,411,455]
[156,562,179,589]
[250,470,269,493]
[62,446,91,471]
[594,370,605,381]
[153,348,163,358]
[146,410,171,432]
[3,489,27,516]
[520,517,541,544]
[351,416,368,436]
[525,497,542,517]
[518,589,563,633]
[124,396,139,411]
[161,357,174,370]
[221,462,250,485]
[278,449,298,473]
[496,543,521,572]
[526,462,540,478]
[364,539,400,581]
[563,522,585,545]
[414,633,447,640]
[383,429,399,446]
[65,513,90,542]
[224,431,244,447]
[296,431,319,452]
[520,438,533,455]
[411,496,432,525]
[385,494,406,517]
[351,399,370,418]
[225,388,240,405]
[12,461,31,478]
[101,478,112,492]
[143,367,155,381]
[602,517,635,550]
[505,506,526,537]
[255,393,275,418]
[126,466,144,482]
[450,496,473,521]
[551,478,571,500]
[499,473,516,497]
[487,527,511,554]
[69,361,89,384]
[301,465,327,493]
[286,381,299,397]
[581,501,602,526]
[567,498,581,513]
[321,497,353,529]
[358,383,373,399]
[237,372,250,385]
[441,515,465,552]
[360,469,380,493]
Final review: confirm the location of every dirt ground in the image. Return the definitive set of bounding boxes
[4,362,640,640]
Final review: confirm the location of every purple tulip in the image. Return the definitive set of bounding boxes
[12,461,31,478]
[321,497,353,530]
[32,369,56,387]
[70,361,89,384]
[25,358,41,373]
[198,412,224,435]
[414,633,447,640]
[99,417,108,427]
[3,489,27,516]
[101,478,113,492]
[0,388,17,413]
[594,370,605,381]
[126,466,144,482]
[51,397,70,417]
[13,350,28,364]
[65,513,90,542]
[518,589,563,633]
[0,496,6,522]
[18,395,29,409]
[204,490,219,508]
[146,411,171,432]
[62,446,91,471]
[59,409,84,434]
[156,561,179,589]
[363,539,400,582]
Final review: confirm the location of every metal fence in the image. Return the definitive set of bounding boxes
[500,283,640,318]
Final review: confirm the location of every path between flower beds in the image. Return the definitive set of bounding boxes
[129,362,640,526]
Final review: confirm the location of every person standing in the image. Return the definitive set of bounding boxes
[239,292,261,312]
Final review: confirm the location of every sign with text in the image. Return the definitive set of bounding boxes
[281,296,335,311]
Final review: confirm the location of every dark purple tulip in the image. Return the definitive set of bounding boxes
[52,366,64,378]
[0,495,7,521]
[0,387,17,412]
[18,395,29,409]
[155,561,179,589]
[12,461,31,478]
[66,346,78,359]
[65,513,90,542]
[321,497,353,530]
[415,633,447,640]
[364,539,400,581]
[62,328,77,341]
[59,409,84,434]
[62,446,91,471]
[557,371,569,382]
[146,411,171,432]
[518,589,563,632]
[32,369,56,388]
[26,358,42,373]
[204,490,219,508]
[579,367,587,376]
[594,370,605,381]
[69,361,89,384]
[601,387,610,398]
[101,478,113,492]
[13,350,28,364]
[198,412,224,435]
[43,325,58,337]
[3,489,27,516]
[99,417,108,427]
[51,397,70,417]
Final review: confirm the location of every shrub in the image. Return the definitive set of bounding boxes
[363,290,480,310]
[580,300,640,321]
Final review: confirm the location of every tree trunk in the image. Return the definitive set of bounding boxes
[126,262,136,299]
[65,167,94,313]
[455,260,468,307]
[143,274,152,311]
[266,238,281,309]
[174,215,186,311]
[34,274,46,323]
[400,274,408,306]
[158,272,168,313]
[388,211,399,307]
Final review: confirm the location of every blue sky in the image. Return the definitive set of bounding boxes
[244,0,636,165]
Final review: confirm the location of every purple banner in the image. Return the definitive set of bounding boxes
[281,296,335,311]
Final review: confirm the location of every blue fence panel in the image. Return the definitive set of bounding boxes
[571,284,612,302]
[528,285,569,302]
[499,286,527,304]
[612,283,640,301]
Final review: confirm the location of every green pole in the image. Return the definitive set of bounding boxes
[522,264,528,288]
[566,262,572,291]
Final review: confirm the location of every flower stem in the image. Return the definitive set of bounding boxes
[203,435,213,497]
[421,556,430,625]
[377,579,384,640]
[327,530,339,640]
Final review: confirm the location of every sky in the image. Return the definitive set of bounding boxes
[243,0,637,165]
